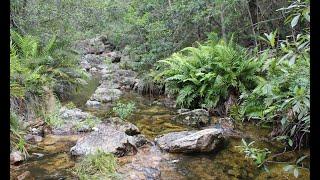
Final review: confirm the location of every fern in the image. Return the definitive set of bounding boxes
[156,37,261,109]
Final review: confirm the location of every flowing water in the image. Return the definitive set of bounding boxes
[10,78,310,179]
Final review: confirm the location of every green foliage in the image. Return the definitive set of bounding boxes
[43,100,63,128]
[74,117,101,131]
[157,36,261,109]
[236,139,271,168]
[283,155,309,178]
[240,0,310,148]
[112,102,136,120]
[10,30,89,98]
[73,150,120,180]
[10,112,28,157]
[65,102,77,109]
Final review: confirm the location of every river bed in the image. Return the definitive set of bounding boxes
[10,84,310,179]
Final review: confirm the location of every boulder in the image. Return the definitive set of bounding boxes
[59,107,90,121]
[155,128,224,153]
[172,109,210,127]
[89,67,98,74]
[129,134,149,148]
[85,100,101,108]
[74,37,106,55]
[80,60,91,70]
[104,117,140,136]
[81,54,104,66]
[105,51,121,63]
[70,124,139,157]
[51,107,97,135]
[10,151,25,164]
[90,88,123,103]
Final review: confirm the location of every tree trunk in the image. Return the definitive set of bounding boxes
[246,0,258,46]
[220,3,226,41]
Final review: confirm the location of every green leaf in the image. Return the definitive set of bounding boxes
[288,139,293,147]
[291,15,300,28]
[296,155,308,164]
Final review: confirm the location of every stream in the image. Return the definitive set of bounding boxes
[10,87,310,179]
[10,36,310,179]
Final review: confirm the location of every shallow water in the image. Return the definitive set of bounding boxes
[11,88,310,179]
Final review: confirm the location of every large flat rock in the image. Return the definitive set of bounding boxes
[70,122,147,157]
[155,128,224,153]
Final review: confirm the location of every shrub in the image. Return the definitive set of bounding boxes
[112,102,135,120]
[239,0,310,148]
[236,139,271,168]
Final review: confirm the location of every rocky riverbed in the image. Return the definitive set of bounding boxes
[10,36,310,180]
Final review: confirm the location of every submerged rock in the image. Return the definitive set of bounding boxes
[155,128,224,153]
[16,171,31,180]
[172,109,210,127]
[117,145,162,180]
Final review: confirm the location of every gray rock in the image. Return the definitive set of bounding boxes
[155,128,224,153]
[105,51,121,63]
[89,67,98,74]
[104,117,140,136]
[80,60,91,70]
[74,37,107,55]
[116,69,137,77]
[59,107,90,121]
[90,88,123,103]
[129,134,149,148]
[85,100,101,108]
[31,128,42,135]
[82,54,104,65]
[177,108,190,113]
[70,124,137,156]
[25,134,43,143]
[51,107,97,135]
[172,109,210,127]
[99,81,120,89]
[100,68,112,76]
[10,151,25,164]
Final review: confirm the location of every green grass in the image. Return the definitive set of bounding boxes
[73,150,120,180]
[74,116,101,131]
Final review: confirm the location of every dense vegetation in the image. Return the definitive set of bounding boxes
[10,0,309,176]
[154,0,309,149]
